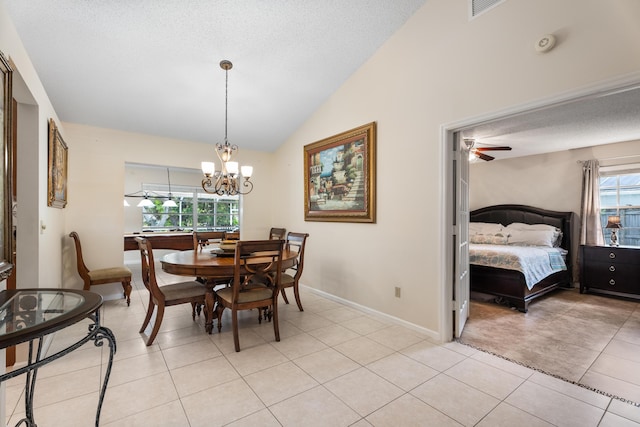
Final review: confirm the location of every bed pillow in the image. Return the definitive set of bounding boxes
[506,223,562,246]
[470,233,508,245]
[506,229,557,247]
[469,222,504,235]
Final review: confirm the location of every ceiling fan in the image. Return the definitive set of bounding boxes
[464,139,512,161]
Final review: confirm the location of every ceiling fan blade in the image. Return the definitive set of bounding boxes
[475,146,512,151]
[476,152,494,161]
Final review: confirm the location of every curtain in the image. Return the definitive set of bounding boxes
[580,160,604,246]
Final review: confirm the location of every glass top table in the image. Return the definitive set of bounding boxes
[0,289,115,427]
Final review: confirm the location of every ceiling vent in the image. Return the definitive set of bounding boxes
[469,0,505,19]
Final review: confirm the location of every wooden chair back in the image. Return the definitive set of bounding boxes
[136,237,163,301]
[285,232,309,281]
[193,231,226,251]
[69,231,91,282]
[269,227,286,240]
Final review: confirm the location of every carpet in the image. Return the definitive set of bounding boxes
[458,287,640,406]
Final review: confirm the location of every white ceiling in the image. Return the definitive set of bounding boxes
[460,84,640,161]
[4,1,640,160]
[4,0,427,152]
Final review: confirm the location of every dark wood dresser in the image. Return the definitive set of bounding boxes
[580,245,640,299]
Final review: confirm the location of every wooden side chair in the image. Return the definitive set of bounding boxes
[69,231,132,306]
[136,237,208,346]
[269,227,286,240]
[280,232,309,311]
[214,240,283,352]
[193,231,226,251]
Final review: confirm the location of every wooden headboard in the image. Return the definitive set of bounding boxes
[470,204,576,277]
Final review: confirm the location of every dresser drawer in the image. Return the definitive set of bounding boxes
[582,246,637,264]
[582,262,640,294]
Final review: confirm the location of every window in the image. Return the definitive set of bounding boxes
[599,171,640,246]
[140,184,239,232]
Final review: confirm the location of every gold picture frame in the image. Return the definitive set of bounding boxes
[0,50,14,280]
[304,122,376,223]
[47,118,68,208]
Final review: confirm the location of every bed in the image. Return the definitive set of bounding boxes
[469,204,575,312]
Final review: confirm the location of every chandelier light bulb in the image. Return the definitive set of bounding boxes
[240,165,253,178]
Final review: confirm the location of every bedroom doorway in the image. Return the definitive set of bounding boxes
[442,76,640,342]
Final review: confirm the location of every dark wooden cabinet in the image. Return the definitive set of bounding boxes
[580,245,640,299]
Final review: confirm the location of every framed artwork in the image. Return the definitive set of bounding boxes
[304,122,376,223]
[47,118,68,208]
[0,50,14,281]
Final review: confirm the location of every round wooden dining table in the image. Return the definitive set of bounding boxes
[161,249,297,333]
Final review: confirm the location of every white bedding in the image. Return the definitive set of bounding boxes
[469,244,567,290]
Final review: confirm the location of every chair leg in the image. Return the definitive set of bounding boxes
[139,296,154,333]
[272,298,280,343]
[293,282,304,312]
[216,305,224,333]
[146,304,165,346]
[191,302,197,320]
[280,288,290,304]
[83,279,91,292]
[232,309,240,352]
[122,278,132,306]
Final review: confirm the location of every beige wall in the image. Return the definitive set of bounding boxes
[271,0,640,338]
[1,0,640,344]
[470,139,640,213]
[61,123,274,291]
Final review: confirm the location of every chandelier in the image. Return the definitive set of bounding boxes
[201,60,253,196]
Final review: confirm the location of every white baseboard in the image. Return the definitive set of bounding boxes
[300,284,441,342]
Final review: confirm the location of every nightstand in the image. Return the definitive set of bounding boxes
[580,245,640,299]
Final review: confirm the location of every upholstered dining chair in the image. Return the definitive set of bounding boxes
[69,231,133,306]
[280,232,309,311]
[269,227,286,240]
[136,237,207,346]
[214,239,284,352]
[193,231,226,251]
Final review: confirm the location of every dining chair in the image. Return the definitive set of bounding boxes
[269,227,286,240]
[224,231,240,240]
[136,237,208,346]
[69,231,133,306]
[280,232,309,311]
[193,231,226,251]
[214,239,284,352]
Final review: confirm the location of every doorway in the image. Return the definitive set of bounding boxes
[443,75,640,341]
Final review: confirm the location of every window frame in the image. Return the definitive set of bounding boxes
[599,166,640,247]
[139,183,240,232]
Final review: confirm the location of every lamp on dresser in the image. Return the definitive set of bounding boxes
[605,215,622,247]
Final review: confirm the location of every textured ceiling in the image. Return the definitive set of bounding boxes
[461,84,640,161]
[4,0,427,151]
[4,1,640,160]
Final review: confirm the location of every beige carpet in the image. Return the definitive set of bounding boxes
[458,287,640,406]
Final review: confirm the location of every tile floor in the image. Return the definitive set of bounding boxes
[460,288,640,407]
[4,260,640,426]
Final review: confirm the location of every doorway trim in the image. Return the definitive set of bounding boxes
[440,71,640,342]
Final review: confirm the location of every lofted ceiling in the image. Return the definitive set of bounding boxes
[3,0,428,152]
[4,1,640,160]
